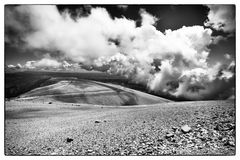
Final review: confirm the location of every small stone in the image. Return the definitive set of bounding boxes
[50,152,58,155]
[166,133,174,138]
[228,141,235,147]
[66,138,73,143]
[48,102,52,104]
[222,137,227,142]
[214,124,222,131]
[172,126,178,131]
[146,148,153,153]
[138,148,145,153]
[157,138,163,142]
[181,125,191,133]
[95,120,101,123]
[196,124,201,128]
[200,128,208,134]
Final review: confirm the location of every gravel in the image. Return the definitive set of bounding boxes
[5,100,235,155]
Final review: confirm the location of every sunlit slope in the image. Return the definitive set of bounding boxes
[19,77,171,105]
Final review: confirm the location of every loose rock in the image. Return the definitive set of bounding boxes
[66,138,73,143]
[224,141,235,147]
[172,126,178,131]
[166,133,174,138]
[181,125,191,133]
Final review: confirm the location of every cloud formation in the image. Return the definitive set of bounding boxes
[117,5,128,11]
[205,5,235,33]
[224,53,231,60]
[22,57,83,71]
[5,5,235,100]
[139,8,158,26]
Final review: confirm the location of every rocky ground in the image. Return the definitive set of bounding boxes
[5,100,235,155]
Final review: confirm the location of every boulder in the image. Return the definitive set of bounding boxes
[181,125,191,133]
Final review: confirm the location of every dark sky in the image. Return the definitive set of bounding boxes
[57,5,210,31]
[5,5,235,65]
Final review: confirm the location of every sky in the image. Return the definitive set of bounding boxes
[4,5,235,100]
[5,5,235,65]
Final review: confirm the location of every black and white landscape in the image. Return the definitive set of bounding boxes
[5,4,235,155]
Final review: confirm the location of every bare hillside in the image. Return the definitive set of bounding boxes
[5,100,235,155]
[18,77,170,105]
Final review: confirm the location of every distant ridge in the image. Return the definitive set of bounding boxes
[18,77,171,106]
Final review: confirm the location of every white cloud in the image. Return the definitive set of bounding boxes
[6,5,235,100]
[139,8,158,26]
[25,61,36,69]
[220,70,233,80]
[34,58,61,68]
[24,57,60,69]
[23,58,85,71]
[62,60,72,68]
[7,64,16,68]
[205,5,235,33]
[224,53,231,60]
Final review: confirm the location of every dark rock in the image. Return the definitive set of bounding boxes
[66,138,73,143]
[181,125,191,133]
[214,124,221,131]
[48,102,52,104]
[157,138,163,142]
[95,120,101,123]
[218,136,223,140]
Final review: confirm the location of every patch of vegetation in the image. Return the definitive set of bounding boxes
[5,72,51,98]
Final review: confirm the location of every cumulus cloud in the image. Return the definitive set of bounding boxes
[62,60,72,68]
[5,5,235,100]
[139,8,158,26]
[23,56,61,69]
[224,53,231,60]
[173,62,235,100]
[23,57,84,71]
[7,64,16,68]
[35,58,61,68]
[205,5,235,33]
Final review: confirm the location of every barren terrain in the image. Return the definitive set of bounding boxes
[17,77,170,105]
[5,99,235,155]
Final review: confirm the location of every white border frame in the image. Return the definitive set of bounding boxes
[1,0,239,160]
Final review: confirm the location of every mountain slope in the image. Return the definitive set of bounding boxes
[18,77,171,105]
